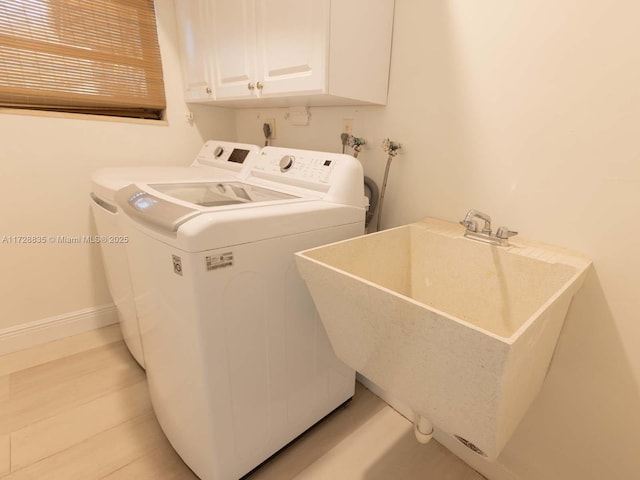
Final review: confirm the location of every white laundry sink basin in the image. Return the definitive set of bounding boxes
[295,217,591,460]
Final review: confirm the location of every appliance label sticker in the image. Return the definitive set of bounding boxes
[206,252,233,271]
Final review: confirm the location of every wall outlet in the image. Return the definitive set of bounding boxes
[263,118,276,140]
[342,118,353,135]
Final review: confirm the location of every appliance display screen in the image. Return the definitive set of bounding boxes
[133,194,157,211]
[228,149,250,164]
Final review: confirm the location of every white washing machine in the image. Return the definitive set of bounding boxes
[90,141,261,367]
[116,147,366,480]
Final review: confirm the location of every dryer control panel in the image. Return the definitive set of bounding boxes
[191,141,260,174]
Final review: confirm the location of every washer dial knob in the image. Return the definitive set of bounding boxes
[214,146,224,158]
[279,155,295,172]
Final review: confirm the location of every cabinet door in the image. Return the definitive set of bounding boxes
[211,0,258,99]
[255,0,329,96]
[174,0,213,101]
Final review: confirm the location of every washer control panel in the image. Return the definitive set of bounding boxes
[252,151,335,187]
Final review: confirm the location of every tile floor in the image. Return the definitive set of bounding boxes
[0,325,484,479]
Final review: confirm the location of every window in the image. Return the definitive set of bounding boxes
[0,0,166,119]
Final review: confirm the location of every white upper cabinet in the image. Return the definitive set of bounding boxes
[176,0,395,107]
[254,0,328,98]
[174,1,214,101]
[210,0,258,99]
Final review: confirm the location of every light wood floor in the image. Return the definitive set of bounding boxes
[0,325,484,479]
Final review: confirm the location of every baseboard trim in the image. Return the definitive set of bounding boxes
[0,304,119,356]
[356,373,521,480]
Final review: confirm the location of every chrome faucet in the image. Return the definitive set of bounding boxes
[460,209,492,235]
[459,209,518,247]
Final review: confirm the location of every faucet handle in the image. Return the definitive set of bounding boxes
[459,219,477,232]
[496,226,518,240]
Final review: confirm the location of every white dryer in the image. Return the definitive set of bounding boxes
[116,147,366,480]
[90,141,260,367]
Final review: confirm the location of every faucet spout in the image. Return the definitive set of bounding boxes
[462,209,492,234]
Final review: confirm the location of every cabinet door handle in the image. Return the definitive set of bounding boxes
[256,81,264,91]
[247,82,255,91]
[205,87,212,94]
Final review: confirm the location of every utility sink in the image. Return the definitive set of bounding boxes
[295,217,591,460]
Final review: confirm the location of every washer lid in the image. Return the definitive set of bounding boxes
[117,184,200,232]
[117,181,300,232]
[150,181,295,207]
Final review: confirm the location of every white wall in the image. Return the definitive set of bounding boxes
[236,0,640,478]
[0,0,236,330]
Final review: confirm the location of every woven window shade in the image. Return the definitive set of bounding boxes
[0,0,166,119]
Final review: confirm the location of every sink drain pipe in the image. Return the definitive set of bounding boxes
[414,414,434,444]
